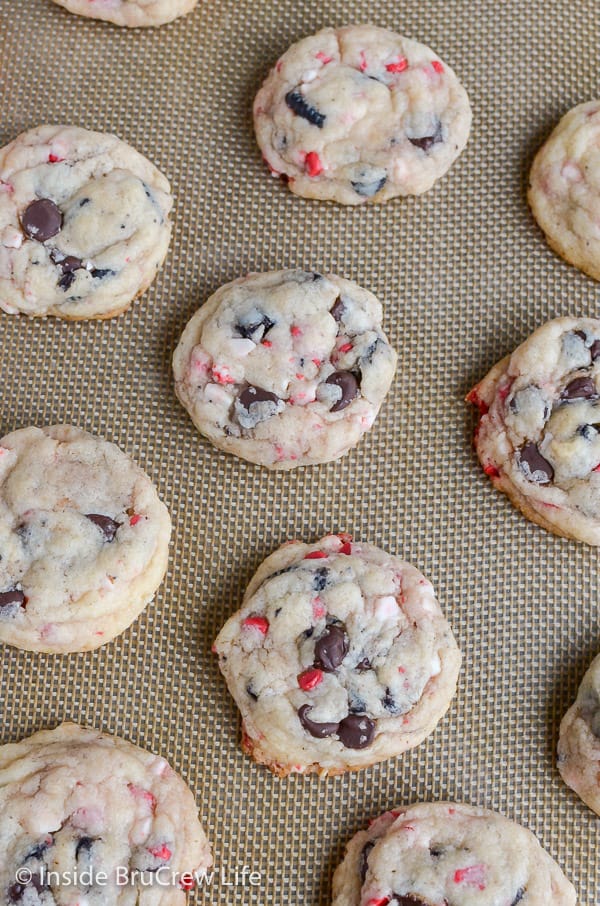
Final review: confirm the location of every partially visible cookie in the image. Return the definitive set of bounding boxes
[0,424,171,653]
[0,125,172,318]
[468,317,600,545]
[332,802,576,906]
[558,652,600,814]
[0,723,212,904]
[214,535,461,776]
[254,24,472,204]
[173,269,397,469]
[529,100,600,281]
[50,0,198,27]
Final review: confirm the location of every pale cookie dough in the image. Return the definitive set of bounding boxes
[0,723,212,905]
[50,0,198,27]
[331,802,576,906]
[529,100,600,282]
[254,24,472,204]
[558,651,600,814]
[213,535,461,776]
[173,269,397,469]
[0,424,171,653]
[0,125,172,319]
[468,317,600,545]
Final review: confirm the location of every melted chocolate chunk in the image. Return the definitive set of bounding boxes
[517,443,554,483]
[285,90,326,127]
[58,270,77,290]
[314,624,349,671]
[359,841,374,882]
[510,888,526,906]
[239,385,281,411]
[326,371,359,412]
[297,704,339,738]
[235,313,275,341]
[330,297,345,321]
[75,836,95,859]
[8,874,44,902]
[408,117,443,151]
[312,567,329,592]
[561,376,598,400]
[0,588,26,611]
[350,175,387,197]
[86,513,120,542]
[337,714,375,749]
[591,340,600,361]
[21,198,62,241]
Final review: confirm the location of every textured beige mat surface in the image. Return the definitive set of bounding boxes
[1,0,599,903]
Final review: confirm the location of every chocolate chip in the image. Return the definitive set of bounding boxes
[330,297,344,321]
[382,687,401,714]
[86,514,120,542]
[579,423,600,440]
[50,250,83,274]
[351,175,387,197]
[246,683,258,701]
[314,624,348,671]
[356,657,372,671]
[337,714,375,748]
[0,588,26,611]
[348,693,367,713]
[325,371,359,412]
[239,386,281,411]
[235,313,275,341]
[561,377,598,400]
[429,845,444,858]
[408,117,443,151]
[517,443,554,483]
[359,841,374,882]
[21,198,62,241]
[75,837,95,859]
[25,840,52,862]
[393,896,432,906]
[312,567,329,592]
[591,340,600,361]
[8,874,44,902]
[58,270,77,290]
[510,888,526,906]
[90,268,115,279]
[297,704,339,738]
[285,89,326,127]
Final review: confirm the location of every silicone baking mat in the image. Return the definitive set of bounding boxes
[1,0,599,903]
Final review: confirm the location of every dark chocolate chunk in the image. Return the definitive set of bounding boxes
[21,199,62,241]
[314,624,349,671]
[25,839,52,862]
[303,626,315,639]
[510,888,526,906]
[50,250,83,274]
[85,513,120,542]
[351,175,387,197]
[429,844,444,858]
[517,443,554,483]
[285,89,326,128]
[348,693,367,714]
[312,566,329,592]
[8,873,44,902]
[239,385,281,411]
[0,588,26,610]
[235,313,275,340]
[337,714,376,749]
[79,198,90,207]
[246,683,258,701]
[359,841,374,882]
[393,896,432,906]
[361,338,382,365]
[579,423,600,440]
[330,297,345,321]
[382,687,401,715]
[356,657,372,671]
[90,268,115,279]
[408,117,443,151]
[325,371,359,412]
[561,376,598,400]
[591,340,600,360]
[75,837,95,859]
[297,704,339,738]
[58,270,77,290]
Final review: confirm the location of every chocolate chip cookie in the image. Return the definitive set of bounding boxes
[332,802,576,906]
[0,723,212,905]
[50,0,198,27]
[0,125,172,318]
[529,100,600,282]
[558,651,600,814]
[172,269,397,469]
[0,424,171,653]
[254,24,472,204]
[213,535,461,776]
[468,317,600,544]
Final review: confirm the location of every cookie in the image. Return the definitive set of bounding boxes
[0,424,171,653]
[529,100,600,282]
[468,317,600,545]
[50,0,198,27]
[173,269,397,469]
[558,651,600,814]
[0,723,212,904]
[213,534,461,776]
[0,125,172,319]
[253,24,472,204]
[331,802,576,906]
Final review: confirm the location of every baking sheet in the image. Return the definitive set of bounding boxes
[1,0,599,903]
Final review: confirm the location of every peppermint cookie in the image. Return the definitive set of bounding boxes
[0,125,172,319]
[50,0,198,27]
[0,424,171,653]
[468,317,600,545]
[529,101,600,282]
[558,651,600,814]
[331,802,576,906]
[0,723,212,905]
[213,535,461,776]
[173,269,397,469]
[253,25,472,204]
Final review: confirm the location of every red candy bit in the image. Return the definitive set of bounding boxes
[210,642,218,653]
[366,898,390,906]
[129,514,142,526]
[338,342,353,353]
[48,153,64,163]
[312,598,326,619]
[180,874,196,891]
[290,325,302,336]
[312,358,321,367]
[243,615,269,634]
[497,380,514,402]
[305,151,323,177]
[149,844,172,861]
[212,365,236,385]
[359,50,368,71]
[315,51,333,64]
[304,551,327,559]
[483,463,500,478]
[338,542,352,555]
[385,57,408,73]
[454,864,486,889]
[298,667,324,690]
[593,463,600,472]
[262,339,273,347]
[465,387,489,416]
[431,60,444,73]
[127,784,156,813]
